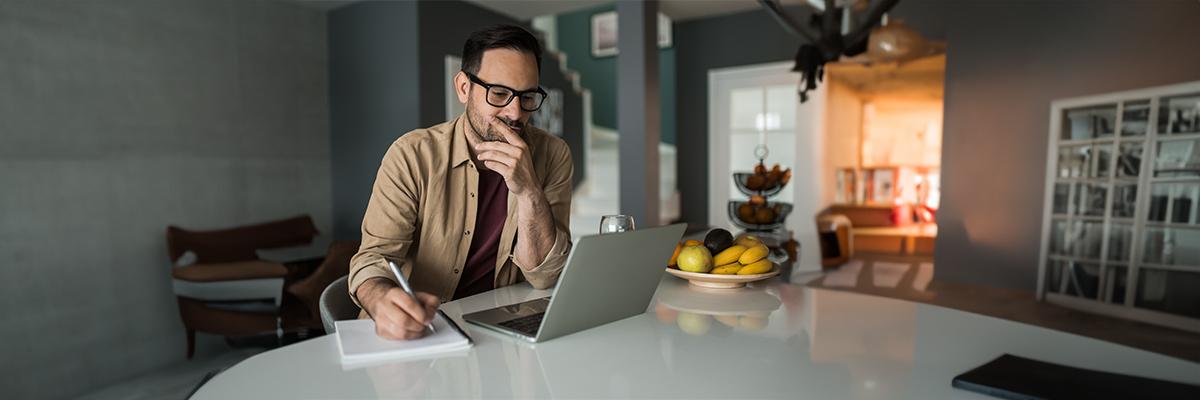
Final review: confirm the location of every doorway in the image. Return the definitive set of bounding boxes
[709,61,826,272]
[823,55,945,259]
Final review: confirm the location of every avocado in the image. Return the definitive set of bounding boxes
[704,228,734,255]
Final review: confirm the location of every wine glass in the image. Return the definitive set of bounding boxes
[599,215,636,234]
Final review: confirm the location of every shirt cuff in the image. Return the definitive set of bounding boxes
[347,261,394,309]
[513,226,572,274]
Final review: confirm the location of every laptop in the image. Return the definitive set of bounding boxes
[463,223,687,343]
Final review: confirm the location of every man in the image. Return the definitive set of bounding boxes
[348,25,573,340]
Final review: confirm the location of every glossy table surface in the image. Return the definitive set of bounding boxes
[192,275,1200,399]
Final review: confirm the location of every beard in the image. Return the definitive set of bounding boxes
[466,103,525,143]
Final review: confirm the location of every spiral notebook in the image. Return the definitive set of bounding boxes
[335,310,473,366]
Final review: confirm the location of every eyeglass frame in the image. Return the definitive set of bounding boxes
[461,70,548,112]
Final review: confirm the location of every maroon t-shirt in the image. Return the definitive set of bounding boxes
[453,168,509,300]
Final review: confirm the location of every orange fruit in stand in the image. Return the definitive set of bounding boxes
[755,207,776,224]
[771,164,781,174]
[781,169,792,185]
[749,195,766,206]
[737,203,755,223]
[754,163,767,175]
[745,174,765,190]
[684,239,703,247]
[766,170,782,187]
[668,242,683,266]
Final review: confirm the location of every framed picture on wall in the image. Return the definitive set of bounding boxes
[591,12,618,57]
[871,168,895,204]
[591,11,673,58]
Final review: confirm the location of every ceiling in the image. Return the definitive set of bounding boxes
[291,0,359,11]
[825,54,947,100]
[466,0,809,22]
[293,0,812,22]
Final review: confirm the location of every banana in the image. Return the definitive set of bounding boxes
[713,245,747,266]
[710,263,743,275]
[738,244,769,265]
[734,236,760,248]
[737,259,772,275]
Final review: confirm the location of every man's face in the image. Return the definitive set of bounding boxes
[457,48,539,142]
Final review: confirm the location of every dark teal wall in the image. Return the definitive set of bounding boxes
[329,1,420,240]
[556,3,676,145]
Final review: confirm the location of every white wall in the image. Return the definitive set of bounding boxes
[0,1,331,398]
[861,97,943,167]
[789,82,827,272]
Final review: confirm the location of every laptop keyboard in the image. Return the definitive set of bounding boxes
[498,312,545,336]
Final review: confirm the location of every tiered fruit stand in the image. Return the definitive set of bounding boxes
[729,162,794,254]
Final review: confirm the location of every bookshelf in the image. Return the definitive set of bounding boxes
[1040,80,1200,333]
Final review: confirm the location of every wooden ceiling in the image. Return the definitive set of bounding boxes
[825,54,946,101]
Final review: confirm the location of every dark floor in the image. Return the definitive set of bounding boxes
[805,253,1200,363]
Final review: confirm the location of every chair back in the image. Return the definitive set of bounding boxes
[320,275,361,334]
[166,215,319,265]
[816,213,853,267]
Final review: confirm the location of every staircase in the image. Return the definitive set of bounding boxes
[569,126,681,239]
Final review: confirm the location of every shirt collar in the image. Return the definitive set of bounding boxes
[450,112,472,168]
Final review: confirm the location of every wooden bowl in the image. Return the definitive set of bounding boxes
[664,264,780,289]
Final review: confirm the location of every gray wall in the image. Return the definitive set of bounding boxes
[673,0,1200,290]
[0,0,331,398]
[933,0,1200,289]
[328,1,419,240]
[415,0,522,128]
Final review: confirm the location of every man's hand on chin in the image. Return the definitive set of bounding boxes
[357,278,439,340]
[474,118,541,199]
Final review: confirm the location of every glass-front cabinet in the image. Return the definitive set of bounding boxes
[1040,81,1200,332]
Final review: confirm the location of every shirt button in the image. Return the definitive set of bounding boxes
[453,268,460,274]
[470,192,475,197]
[464,230,471,235]
[469,163,475,168]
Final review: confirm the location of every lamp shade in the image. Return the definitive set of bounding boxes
[866,20,925,62]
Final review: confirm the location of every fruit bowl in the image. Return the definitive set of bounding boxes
[728,201,793,231]
[732,173,787,197]
[664,263,781,289]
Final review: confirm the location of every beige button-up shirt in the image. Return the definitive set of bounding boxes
[348,114,573,306]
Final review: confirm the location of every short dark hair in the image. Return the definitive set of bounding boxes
[460,24,543,75]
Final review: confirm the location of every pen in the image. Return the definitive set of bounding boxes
[384,258,436,335]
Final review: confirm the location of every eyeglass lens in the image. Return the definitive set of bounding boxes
[485,87,545,111]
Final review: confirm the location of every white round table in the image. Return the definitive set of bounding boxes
[193,276,1200,399]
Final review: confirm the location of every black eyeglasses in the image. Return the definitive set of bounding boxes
[462,70,548,112]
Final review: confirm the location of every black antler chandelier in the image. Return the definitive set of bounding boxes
[758,0,900,102]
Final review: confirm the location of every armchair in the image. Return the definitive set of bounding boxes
[166,215,319,358]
